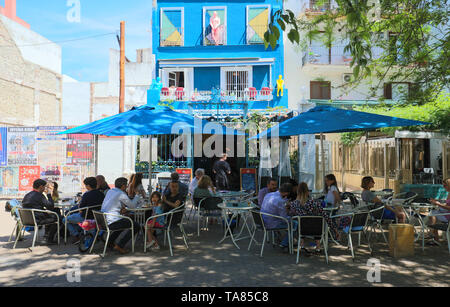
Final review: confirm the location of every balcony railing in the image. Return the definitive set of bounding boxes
[247,24,269,45]
[204,25,227,46]
[160,27,184,47]
[305,0,331,14]
[160,88,274,102]
[302,45,383,66]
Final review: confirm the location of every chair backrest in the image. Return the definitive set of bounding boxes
[193,197,203,208]
[342,192,359,208]
[261,87,271,95]
[168,204,186,227]
[199,197,223,211]
[369,203,385,220]
[17,208,36,226]
[251,209,264,228]
[298,216,324,237]
[92,211,108,230]
[350,211,369,229]
[161,87,170,95]
[84,204,102,220]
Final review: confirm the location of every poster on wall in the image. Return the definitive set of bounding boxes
[0,167,19,196]
[7,127,37,165]
[0,128,7,167]
[19,166,41,191]
[60,165,82,196]
[40,166,61,184]
[66,134,95,165]
[176,168,192,187]
[37,126,67,167]
[240,168,257,192]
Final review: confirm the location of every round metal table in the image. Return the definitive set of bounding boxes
[218,201,256,249]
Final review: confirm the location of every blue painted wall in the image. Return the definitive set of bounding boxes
[194,67,221,91]
[153,0,286,109]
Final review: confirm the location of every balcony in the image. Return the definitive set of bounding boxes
[160,27,184,47]
[148,87,288,113]
[305,0,332,15]
[204,25,227,46]
[302,45,383,66]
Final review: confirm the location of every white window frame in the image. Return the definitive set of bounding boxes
[161,68,194,95]
[203,6,227,46]
[246,5,271,45]
[220,66,253,92]
[160,7,184,47]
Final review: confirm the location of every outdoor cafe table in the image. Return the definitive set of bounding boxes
[218,201,256,249]
[352,190,393,198]
[126,206,154,232]
[401,202,438,251]
[216,190,250,200]
[55,202,73,213]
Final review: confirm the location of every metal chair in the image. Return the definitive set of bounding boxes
[248,209,292,257]
[294,216,329,264]
[89,211,135,257]
[63,204,102,244]
[187,196,202,221]
[145,204,189,256]
[426,212,450,254]
[13,208,60,249]
[197,197,223,236]
[367,204,389,243]
[334,211,371,261]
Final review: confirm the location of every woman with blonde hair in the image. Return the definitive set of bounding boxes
[193,175,216,199]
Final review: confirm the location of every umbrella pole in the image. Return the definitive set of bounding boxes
[149,135,153,194]
[321,133,325,190]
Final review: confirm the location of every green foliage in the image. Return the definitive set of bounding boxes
[269,0,450,104]
[341,92,450,143]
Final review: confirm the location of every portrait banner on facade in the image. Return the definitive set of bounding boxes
[41,166,61,184]
[7,127,37,165]
[61,165,82,195]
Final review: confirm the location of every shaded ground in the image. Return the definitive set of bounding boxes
[0,201,448,287]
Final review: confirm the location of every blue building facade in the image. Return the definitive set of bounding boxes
[150,0,288,117]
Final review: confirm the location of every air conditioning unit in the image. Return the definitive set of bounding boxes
[342,73,353,83]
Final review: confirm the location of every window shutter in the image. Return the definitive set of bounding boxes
[384,83,392,99]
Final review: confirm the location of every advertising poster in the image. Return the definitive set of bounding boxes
[19,166,41,191]
[0,128,6,167]
[40,166,61,184]
[7,127,37,165]
[240,168,257,192]
[37,126,67,167]
[60,165,82,196]
[176,168,193,187]
[66,134,95,165]
[0,167,19,195]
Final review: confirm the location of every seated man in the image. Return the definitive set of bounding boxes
[64,177,105,244]
[258,178,278,207]
[189,168,205,196]
[162,181,185,213]
[21,179,61,244]
[96,175,110,196]
[163,172,189,200]
[261,183,295,251]
[101,177,140,254]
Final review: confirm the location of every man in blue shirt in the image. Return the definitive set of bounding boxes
[258,178,278,207]
[261,183,296,250]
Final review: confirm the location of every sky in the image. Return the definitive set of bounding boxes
[11,0,153,82]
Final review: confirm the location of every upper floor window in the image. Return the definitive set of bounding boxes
[160,8,184,47]
[203,7,227,46]
[310,81,331,99]
[246,5,270,44]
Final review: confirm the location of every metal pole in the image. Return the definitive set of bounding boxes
[321,133,325,189]
[119,21,125,114]
[148,135,153,194]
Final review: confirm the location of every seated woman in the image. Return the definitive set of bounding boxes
[324,174,342,207]
[288,182,339,255]
[193,175,216,199]
[427,178,450,244]
[361,176,406,223]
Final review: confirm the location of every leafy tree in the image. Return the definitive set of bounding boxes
[267,0,449,104]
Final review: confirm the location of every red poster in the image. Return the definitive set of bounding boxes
[176,168,193,186]
[19,166,41,191]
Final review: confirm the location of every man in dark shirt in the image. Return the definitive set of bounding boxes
[213,154,231,190]
[64,177,105,243]
[162,181,185,226]
[163,172,189,200]
[22,179,59,244]
[96,175,110,196]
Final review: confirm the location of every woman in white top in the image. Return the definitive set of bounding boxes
[324,174,341,207]
[128,173,147,207]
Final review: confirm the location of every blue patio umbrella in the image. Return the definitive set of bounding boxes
[61,105,242,136]
[251,105,430,188]
[60,105,244,192]
[251,105,430,139]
